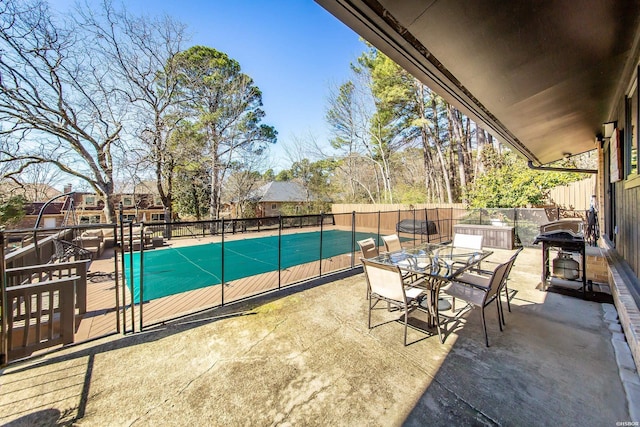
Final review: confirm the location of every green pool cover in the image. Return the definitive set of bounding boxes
[124,230,381,303]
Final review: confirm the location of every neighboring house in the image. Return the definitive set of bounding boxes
[0,182,62,202]
[71,191,166,224]
[19,201,66,229]
[7,184,166,229]
[241,181,317,217]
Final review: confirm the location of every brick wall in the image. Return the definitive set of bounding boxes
[586,246,609,284]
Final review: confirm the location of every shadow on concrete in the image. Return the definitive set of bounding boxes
[1,268,361,425]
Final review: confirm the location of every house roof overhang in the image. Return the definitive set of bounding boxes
[316,0,640,165]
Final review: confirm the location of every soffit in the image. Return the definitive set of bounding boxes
[316,0,640,164]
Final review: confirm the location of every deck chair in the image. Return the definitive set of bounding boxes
[438,232,485,308]
[452,233,484,250]
[453,233,484,257]
[381,234,402,253]
[441,259,512,347]
[362,259,427,346]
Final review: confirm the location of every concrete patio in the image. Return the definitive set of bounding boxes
[0,248,637,426]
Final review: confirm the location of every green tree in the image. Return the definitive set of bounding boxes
[162,121,209,220]
[0,194,26,228]
[275,170,292,181]
[262,169,276,182]
[174,46,277,219]
[467,148,586,207]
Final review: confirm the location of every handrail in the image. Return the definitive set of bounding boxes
[5,259,91,274]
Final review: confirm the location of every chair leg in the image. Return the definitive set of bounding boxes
[497,294,506,327]
[496,298,503,331]
[504,281,512,312]
[368,297,373,329]
[403,306,409,346]
[481,307,489,347]
[431,296,445,344]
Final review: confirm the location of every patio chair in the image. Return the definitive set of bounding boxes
[441,259,512,347]
[467,247,523,317]
[357,238,379,298]
[497,247,523,314]
[453,233,484,250]
[357,237,379,259]
[381,233,422,284]
[452,233,484,272]
[362,259,428,346]
[381,234,402,253]
[435,232,485,291]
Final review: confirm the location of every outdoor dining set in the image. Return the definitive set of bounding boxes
[358,233,522,346]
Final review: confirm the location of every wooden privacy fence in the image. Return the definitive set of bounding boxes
[333,206,467,238]
[546,176,597,210]
[332,203,465,214]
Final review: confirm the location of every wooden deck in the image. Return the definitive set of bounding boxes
[73,243,356,342]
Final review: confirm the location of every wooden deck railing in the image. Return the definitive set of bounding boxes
[5,276,79,361]
[5,260,90,314]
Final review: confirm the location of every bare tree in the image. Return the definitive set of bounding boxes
[0,0,125,221]
[326,76,393,203]
[78,2,188,223]
[221,150,267,218]
[11,162,63,201]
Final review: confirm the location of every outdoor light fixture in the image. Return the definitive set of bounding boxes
[603,122,616,139]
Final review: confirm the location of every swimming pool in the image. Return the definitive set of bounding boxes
[124,229,378,303]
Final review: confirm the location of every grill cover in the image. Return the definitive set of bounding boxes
[396,219,438,235]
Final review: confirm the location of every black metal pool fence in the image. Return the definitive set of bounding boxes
[2,206,590,259]
[0,207,592,340]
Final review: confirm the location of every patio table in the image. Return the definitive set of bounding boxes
[365,243,493,342]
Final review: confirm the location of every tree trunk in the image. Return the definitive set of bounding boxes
[448,105,467,203]
[432,96,452,203]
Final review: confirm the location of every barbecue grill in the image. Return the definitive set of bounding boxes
[396,219,438,242]
[534,219,587,297]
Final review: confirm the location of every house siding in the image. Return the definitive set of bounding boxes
[607,77,640,278]
[615,181,640,276]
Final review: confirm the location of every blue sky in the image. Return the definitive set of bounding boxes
[50,0,365,171]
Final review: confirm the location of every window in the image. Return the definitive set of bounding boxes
[80,215,101,224]
[625,69,638,178]
[84,195,96,206]
[122,196,134,207]
[271,203,277,210]
[153,195,163,207]
[121,214,136,222]
[151,213,165,221]
[632,80,638,176]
